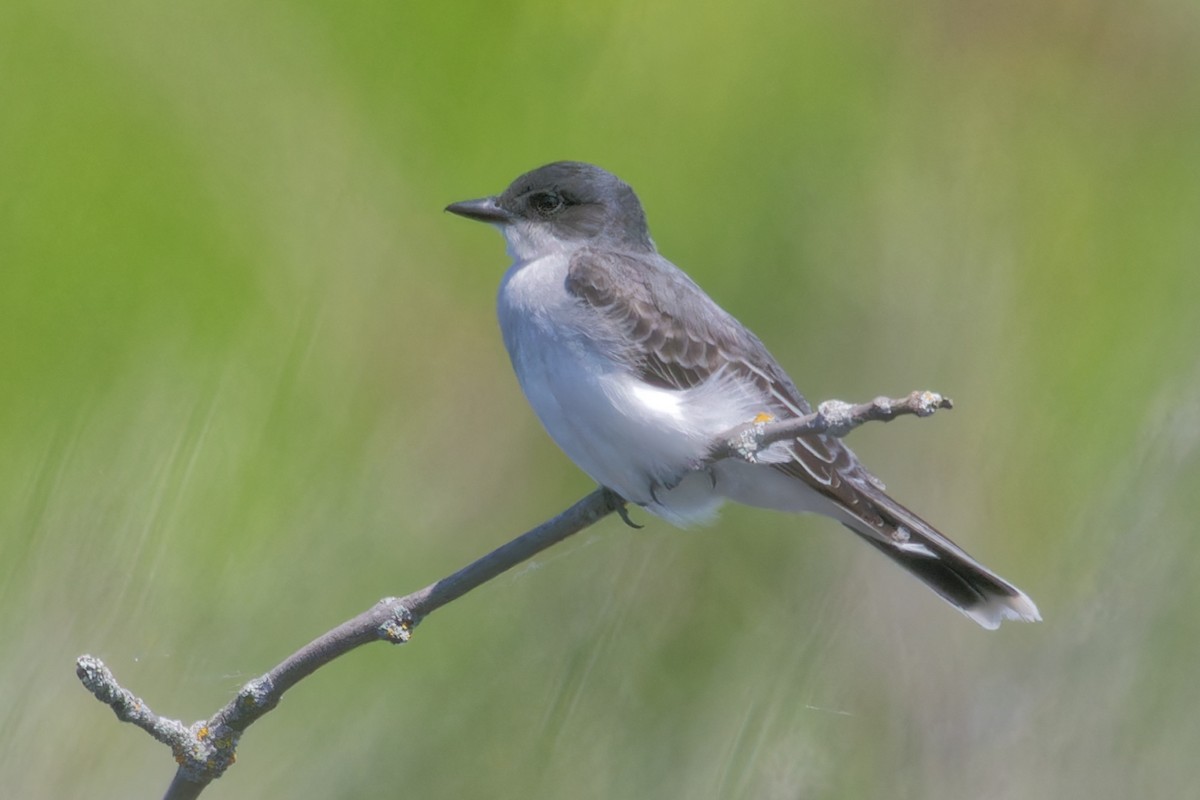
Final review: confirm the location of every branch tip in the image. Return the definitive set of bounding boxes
[714,389,953,463]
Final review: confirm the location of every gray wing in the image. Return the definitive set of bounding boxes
[567,249,1036,622]
[563,248,802,398]
[564,247,870,491]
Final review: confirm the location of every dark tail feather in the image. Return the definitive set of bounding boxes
[843,493,1040,630]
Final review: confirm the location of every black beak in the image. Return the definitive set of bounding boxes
[445,196,513,224]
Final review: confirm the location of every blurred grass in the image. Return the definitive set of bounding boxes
[2,0,1199,797]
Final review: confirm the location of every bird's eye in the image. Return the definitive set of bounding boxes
[530,191,565,217]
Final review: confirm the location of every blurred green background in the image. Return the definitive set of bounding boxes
[3,0,1199,797]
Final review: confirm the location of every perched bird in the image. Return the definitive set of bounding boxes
[446,161,1039,629]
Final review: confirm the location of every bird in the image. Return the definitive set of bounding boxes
[446,161,1040,629]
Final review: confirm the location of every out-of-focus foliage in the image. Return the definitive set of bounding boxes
[3,1,1198,797]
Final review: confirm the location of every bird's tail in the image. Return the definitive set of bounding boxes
[842,489,1041,630]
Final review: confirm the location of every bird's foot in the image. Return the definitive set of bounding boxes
[601,487,643,529]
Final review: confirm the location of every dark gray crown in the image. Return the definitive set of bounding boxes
[497,162,654,250]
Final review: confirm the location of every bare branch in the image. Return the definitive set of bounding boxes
[75,391,950,798]
[78,489,625,799]
[708,390,953,463]
[75,656,194,756]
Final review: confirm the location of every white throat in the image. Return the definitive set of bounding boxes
[501,220,574,263]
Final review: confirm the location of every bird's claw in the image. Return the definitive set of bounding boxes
[601,487,644,529]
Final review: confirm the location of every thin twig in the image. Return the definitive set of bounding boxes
[708,390,952,463]
[75,391,951,799]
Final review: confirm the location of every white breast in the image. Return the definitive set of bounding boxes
[496,252,766,525]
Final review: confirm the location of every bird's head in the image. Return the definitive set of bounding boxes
[446,161,654,260]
